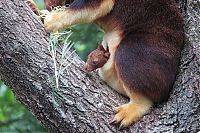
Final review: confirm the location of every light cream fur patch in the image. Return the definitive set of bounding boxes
[98,30,125,95]
[44,0,114,32]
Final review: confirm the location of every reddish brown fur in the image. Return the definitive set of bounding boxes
[84,44,110,72]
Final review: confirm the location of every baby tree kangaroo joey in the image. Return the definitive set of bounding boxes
[84,44,110,72]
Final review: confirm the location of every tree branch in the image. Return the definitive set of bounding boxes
[0,0,199,132]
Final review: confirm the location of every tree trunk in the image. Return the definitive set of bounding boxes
[0,0,199,132]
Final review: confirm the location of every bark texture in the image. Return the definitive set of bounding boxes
[0,0,199,132]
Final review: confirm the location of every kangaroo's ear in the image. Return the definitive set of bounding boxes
[106,46,109,52]
[97,44,105,51]
[104,52,110,58]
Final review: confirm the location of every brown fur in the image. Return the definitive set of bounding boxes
[84,44,110,72]
[28,0,184,128]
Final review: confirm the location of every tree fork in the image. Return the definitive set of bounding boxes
[0,0,199,132]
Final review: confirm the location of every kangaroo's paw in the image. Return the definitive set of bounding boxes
[112,100,152,128]
[44,11,67,32]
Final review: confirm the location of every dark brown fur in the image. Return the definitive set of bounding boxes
[108,0,184,102]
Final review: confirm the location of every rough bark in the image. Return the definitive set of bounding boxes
[0,0,199,132]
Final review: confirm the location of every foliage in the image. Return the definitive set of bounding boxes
[48,30,77,89]
[0,81,46,132]
[70,24,103,61]
[34,0,44,10]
